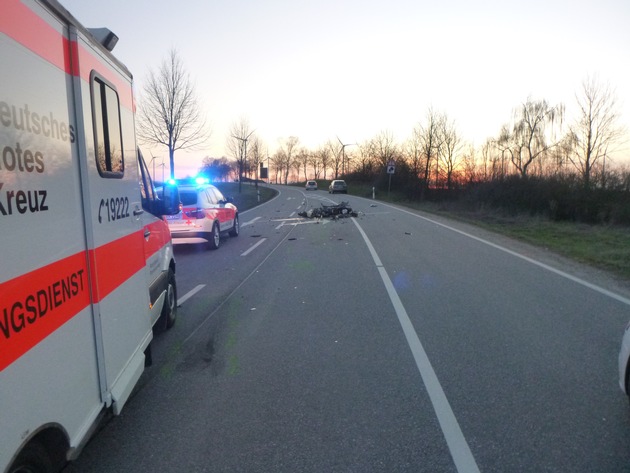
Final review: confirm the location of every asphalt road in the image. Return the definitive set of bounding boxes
[65,185,630,472]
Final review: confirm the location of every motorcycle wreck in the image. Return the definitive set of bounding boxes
[298,201,359,219]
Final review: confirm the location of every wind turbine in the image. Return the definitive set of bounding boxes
[337,136,356,176]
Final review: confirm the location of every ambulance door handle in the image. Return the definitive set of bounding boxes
[133,208,144,216]
[144,230,151,238]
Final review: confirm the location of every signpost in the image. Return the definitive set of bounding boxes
[387,160,395,197]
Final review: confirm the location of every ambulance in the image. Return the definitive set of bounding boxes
[0,0,180,471]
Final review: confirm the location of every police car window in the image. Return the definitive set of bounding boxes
[180,190,198,206]
[92,75,124,177]
[208,187,223,204]
[207,187,219,205]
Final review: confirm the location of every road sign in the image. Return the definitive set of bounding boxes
[387,164,395,174]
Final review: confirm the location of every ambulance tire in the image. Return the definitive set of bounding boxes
[9,441,55,473]
[162,268,177,330]
[206,223,220,250]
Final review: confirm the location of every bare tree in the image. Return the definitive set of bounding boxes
[327,140,343,178]
[248,135,265,187]
[371,130,398,169]
[461,145,478,184]
[227,117,255,192]
[278,137,299,184]
[355,140,376,177]
[314,146,332,179]
[497,98,564,177]
[270,150,284,184]
[438,117,462,189]
[415,108,443,195]
[567,75,626,189]
[404,129,423,179]
[294,148,310,181]
[136,49,208,179]
[198,157,233,182]
[309,148,323,179]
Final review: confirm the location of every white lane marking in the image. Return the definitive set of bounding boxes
[241,238,267,256]
[241,216,261,227]
[177,284,205,307]
[376,201,630,307]
[290,211,296,217]
[275,223,284,230]
[351,217,480,473]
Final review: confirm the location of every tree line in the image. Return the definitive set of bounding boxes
[137,50,628,225]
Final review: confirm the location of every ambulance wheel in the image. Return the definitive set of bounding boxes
[206,223,220,250]
[162,268,177,330]
[9,441,54,473]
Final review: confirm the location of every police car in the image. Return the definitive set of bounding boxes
[167,179,239,250]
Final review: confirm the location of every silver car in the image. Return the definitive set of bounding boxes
[305,180,318,191]
[328,179,348,194]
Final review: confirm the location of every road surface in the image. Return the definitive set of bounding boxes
[65,185,630,472]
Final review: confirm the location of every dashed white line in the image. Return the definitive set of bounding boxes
[241,216,261,227]
[177,284,205,307]
[241,238,267,256]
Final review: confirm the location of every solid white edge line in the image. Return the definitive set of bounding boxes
[375,201,630,307]
[177,284,205,307]
[351,217,481,473]
[241,238,267,256]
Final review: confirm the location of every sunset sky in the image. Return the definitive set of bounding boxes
[60,0,630,178]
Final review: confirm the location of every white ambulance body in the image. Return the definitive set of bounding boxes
[0,0,179,471]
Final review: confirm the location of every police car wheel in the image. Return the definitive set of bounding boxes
[206,223,220,250]
[229,214,240,237]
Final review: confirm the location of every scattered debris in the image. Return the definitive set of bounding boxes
[298,201,358,219]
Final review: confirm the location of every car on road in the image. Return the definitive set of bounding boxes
[328,179,348,194]
[619,321,630,401]
[305,180,318,191]
[166,180,239,250]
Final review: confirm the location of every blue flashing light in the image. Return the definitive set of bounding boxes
[166,178,177,186]
[195,176,209,185]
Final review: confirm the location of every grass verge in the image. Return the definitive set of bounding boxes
[401,199,630,281]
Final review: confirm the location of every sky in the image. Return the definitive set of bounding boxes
[59,0,630,178]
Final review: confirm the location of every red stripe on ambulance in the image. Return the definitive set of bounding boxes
[0,230,148,371]
[88,231,146,303]
[0,252,89,371]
